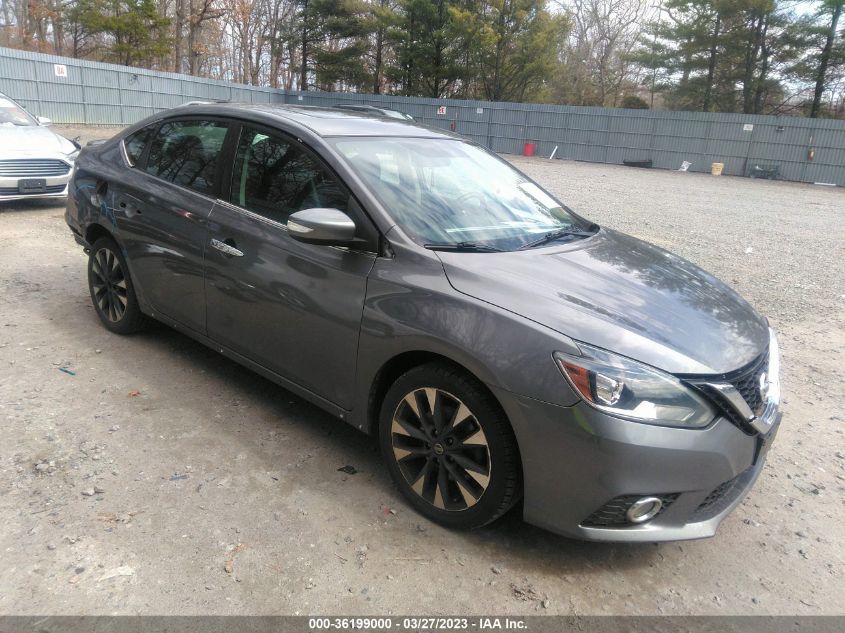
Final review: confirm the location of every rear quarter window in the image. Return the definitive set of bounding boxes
[122,126,155,167]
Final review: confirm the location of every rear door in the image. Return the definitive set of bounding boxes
[205,122,378,408]
[111,118,231,334]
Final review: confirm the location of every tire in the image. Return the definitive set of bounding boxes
[379,362,522,530]
[87,236,147,334]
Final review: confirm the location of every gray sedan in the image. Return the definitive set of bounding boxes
[64,104,781,541]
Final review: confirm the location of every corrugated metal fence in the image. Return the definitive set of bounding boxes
[2,46,844,185]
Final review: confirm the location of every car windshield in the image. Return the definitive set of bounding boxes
[0,96,37,126]
[329,137,593,251]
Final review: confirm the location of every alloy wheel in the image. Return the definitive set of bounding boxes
[391,388,491,511]
[91,247,128,323]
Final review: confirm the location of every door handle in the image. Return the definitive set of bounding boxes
[210,238,244,257]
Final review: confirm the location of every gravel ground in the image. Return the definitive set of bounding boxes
[1,126,843,616]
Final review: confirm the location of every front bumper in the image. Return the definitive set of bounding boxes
[0,183,69,202]
[494,388,781,542]
[0,160,72,202]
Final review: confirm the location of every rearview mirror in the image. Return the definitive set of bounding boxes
[37,116,52,126]
[287,208,356,245]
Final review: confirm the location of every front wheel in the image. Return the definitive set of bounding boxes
[87,236,147,334]
[379,362,522,530]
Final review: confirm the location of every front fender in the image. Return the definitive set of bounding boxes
[351,246,581,433]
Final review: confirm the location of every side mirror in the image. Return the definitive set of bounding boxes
[37,116,52,126]
[287,208,356,246]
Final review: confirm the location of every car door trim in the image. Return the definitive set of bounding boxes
[214,197,288,230]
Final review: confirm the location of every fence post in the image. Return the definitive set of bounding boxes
[80,65,88,125]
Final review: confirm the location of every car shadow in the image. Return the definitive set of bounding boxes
[35,262,663,574]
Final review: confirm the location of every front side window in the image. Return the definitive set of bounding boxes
[123,125,155,167]
[330,137,594,251]
[145,119,228,195]
[229,126,348,225]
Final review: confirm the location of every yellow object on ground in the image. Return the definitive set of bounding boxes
[711,162,724,176]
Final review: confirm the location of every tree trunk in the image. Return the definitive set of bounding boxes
[702,13,721,111]
[742,13,764,114]
[174,0,186,73]
[188,4,198,75]
[50,0,63,55]
[810,1,843,118]
[753,18,770,114]
[373,27,384,94]
[300,0,309,91]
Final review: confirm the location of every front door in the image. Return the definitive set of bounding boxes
[205,124,378,409]
[112,118,230,334]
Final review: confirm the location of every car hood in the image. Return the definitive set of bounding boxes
[0,125,76,157]
[436,229,769,375]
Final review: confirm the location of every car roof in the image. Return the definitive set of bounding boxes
[166,103,455,139]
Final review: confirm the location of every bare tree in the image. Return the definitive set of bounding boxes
[558,0,654,106]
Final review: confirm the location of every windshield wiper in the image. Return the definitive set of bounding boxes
[518,227,596,250]
[424,241,503,253]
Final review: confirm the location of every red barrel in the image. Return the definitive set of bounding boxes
[523,142,536,157]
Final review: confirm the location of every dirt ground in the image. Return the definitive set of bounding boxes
[1,126,843,616]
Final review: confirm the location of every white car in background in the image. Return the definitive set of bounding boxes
[0,92,80,202]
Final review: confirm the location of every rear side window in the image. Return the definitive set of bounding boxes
[229,126,348,224]
[145,120,228,195]
[122,125,155,167]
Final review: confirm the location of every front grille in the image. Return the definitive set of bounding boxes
[731,349,769,414]
[687,348,769,433]
[0,159,71,177]
[692,467,755,521]
[582,493,679,527]
[0,184,67,195]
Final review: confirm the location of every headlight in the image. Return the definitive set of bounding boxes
[554,343,715,428]
[66,150,80,164]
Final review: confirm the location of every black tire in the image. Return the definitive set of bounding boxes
[379,362,522,530]
[87,236,147,334]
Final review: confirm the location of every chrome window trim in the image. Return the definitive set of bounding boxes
[119,139,133,168]
[214,198,288,231]
[212,198,377,258]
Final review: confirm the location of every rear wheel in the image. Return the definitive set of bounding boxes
[379,362,521,529]
[87,236,146,334]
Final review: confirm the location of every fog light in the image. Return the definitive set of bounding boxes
[626,497,663,524]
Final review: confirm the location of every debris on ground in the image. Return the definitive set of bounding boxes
[98,566,135,582]
[510,581,540,601]
[337,465,357,475]
[223,543,247,575]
